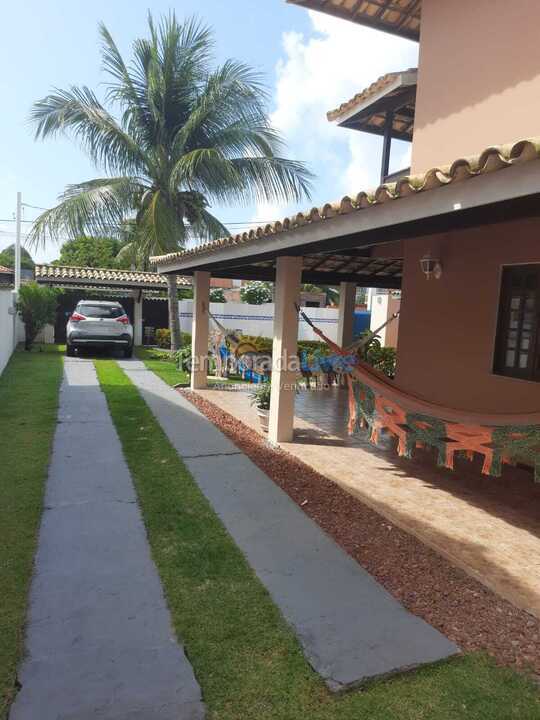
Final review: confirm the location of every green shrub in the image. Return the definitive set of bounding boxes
[16,283,58,350]
[239,281,273,305]
[154,328,191,349]
[237,335,272,353]
[235,336,329,358]
[359,332,397,378]
[209,288,226,303]
[249,381,271,410]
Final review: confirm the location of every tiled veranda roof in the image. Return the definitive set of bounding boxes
[0,265,13,273]
[35,265,191,287]
[152,138,540,266]
[327,69,416,122]
[287,0,422,41]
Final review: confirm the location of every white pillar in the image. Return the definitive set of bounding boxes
[191,271,210,390]
[337,281,356,349]
[268,256,302,444]
[14,192,21,293]
[133,290,143,346]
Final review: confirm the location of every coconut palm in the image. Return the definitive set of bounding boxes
[29,13,313,350]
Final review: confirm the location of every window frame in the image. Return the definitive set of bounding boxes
[494,264,540,382]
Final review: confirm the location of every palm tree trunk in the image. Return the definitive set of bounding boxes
[166,273,182,352]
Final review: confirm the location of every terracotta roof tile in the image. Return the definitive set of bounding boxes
[34,265,191,287]
[0,265,13,274]
[327,69,416,122]
[152,138,540,266]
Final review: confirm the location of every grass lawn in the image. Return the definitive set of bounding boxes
[135,346,250,388]
[0,346,63,719]
[96,358,540,720]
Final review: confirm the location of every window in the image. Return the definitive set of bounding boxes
[77,304,124,319]
[494,265,540,381]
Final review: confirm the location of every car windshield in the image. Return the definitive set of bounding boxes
[77,304,124,319]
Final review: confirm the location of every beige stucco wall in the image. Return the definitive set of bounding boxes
[370,291,400,348]
[394,216,540,415]
[411,0,540,174]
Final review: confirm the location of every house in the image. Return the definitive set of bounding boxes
[152,0,540,477]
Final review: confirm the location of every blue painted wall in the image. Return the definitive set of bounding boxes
[353,311,371,338]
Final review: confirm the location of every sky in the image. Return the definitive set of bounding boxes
[0,0,418,263]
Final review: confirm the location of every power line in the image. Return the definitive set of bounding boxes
[21,202,49,211]
[0,218,36,224]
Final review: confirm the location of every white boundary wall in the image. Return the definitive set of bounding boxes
[178,300,339,343]
[0,289,24,376]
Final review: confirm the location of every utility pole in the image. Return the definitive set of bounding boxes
[15,191,22,292]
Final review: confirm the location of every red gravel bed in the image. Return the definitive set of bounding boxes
[182,389,540,677]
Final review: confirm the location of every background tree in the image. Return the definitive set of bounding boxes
[28,13,312,351]
[0,244,35,270]
[52,236,126,268]
[240,281,273,305]
[16,283,58,350]
[209,288,226,303]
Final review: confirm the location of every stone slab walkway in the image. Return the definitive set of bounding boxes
[119,361,459,690]
[10,358,204,720]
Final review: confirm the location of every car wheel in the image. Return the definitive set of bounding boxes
[66,344,75,357]
[123,345,133,359]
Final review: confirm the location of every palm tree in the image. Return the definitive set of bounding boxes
[29,13,312,350]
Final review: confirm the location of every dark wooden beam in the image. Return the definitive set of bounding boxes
[208,265,401,289]
[381,111,394,184]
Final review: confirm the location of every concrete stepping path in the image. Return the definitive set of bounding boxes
[119,360,459,690]
[10,358,204,720]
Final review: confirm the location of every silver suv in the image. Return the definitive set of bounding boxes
[66,300,134,358]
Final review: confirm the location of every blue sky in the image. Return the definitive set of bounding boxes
[0,1,417,262]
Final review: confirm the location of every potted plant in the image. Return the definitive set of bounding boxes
[249,381,271,432]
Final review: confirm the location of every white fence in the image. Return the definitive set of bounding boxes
[178,301,339,343]
[0,289,24,376]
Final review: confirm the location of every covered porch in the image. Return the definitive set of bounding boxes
[154,137,540,616]
[154,137,540,445]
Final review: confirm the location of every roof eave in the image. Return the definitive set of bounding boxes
[156,161,540,275]
[286,0,420,41]
[328,70,417,125]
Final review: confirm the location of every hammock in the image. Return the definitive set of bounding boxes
[296,305,540,481]
[208,309,268,382]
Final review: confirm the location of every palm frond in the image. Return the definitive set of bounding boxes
[27,177,145,248]
[135,188,187,258]
[187,207,230,243]
[30,86,151,176]
[171,59,268,157]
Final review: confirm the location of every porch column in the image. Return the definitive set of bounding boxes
[132,290,143,346]
[269,256,302,444]
[337,281,356,348]
[191,271,210,390]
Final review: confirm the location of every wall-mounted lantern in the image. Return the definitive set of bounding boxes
[420,253,443,280]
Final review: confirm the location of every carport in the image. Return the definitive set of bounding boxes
[34,265,193,345]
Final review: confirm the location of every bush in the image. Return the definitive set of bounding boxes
[237,335,272,353]
[209,288,226,303]
[155,328,191,349]
[240,281,273,305]
[359,332,397,378]
[249,381,271,410]
[235,336,329,358]
[16,283,58,351]
[297,340,330,357]
[155,328,170,348]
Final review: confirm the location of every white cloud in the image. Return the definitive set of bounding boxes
[267,11,418,208]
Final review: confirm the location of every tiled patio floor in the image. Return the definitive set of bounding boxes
[196,383,540,620]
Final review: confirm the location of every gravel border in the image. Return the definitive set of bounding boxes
[182,389,540,677]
